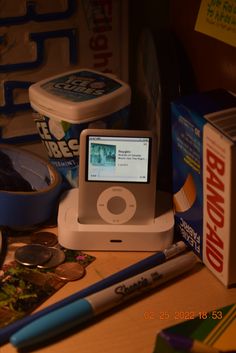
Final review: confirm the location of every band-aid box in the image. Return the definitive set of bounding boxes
[171,89,236,286]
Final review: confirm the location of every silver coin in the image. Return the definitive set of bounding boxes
[30,232,58,247]
[54,262,85,281]
[37,247,66,269]
[15,244,52,266]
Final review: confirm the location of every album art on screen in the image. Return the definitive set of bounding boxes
[90,143,116,167]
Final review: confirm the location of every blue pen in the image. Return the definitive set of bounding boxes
[0,240,186,344]
[10,252,198,349]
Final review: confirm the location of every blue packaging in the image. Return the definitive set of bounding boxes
[172,89,236,286]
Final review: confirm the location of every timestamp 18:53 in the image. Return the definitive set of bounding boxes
[143,310,223,321]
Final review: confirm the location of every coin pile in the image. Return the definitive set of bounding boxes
[14,231,85,281]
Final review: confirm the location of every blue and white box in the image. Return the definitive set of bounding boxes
[172,89,236,286]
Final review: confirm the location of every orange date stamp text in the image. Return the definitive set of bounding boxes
[143,310,223,321]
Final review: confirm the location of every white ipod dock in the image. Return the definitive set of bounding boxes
[78,129,157,225]
[58,129,174,251]
[58,188,174,251]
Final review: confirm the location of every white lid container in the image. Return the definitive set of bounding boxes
[29,69,131,187]
[29,69,131,123]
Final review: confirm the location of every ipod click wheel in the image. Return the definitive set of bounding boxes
[78,129,158,225]
[97,186,136,224]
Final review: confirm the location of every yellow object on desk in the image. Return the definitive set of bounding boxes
[154,304,236,352]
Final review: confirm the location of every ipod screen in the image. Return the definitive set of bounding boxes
[87,135,151,183]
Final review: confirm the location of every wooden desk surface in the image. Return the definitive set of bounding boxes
[2,238,236,353]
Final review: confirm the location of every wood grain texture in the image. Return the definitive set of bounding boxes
[2,238,236,353]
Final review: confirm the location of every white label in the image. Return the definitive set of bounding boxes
[203,123,232,285]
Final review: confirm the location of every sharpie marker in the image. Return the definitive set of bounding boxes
[10,252,198,349]
[0,240,187,345]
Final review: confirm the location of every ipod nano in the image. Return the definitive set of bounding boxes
[78,129,157,225]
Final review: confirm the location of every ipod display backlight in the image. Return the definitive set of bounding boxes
[87,135,150,183]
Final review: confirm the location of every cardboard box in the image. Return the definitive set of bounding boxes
[153,303,236,352]
[171,89,236,286]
